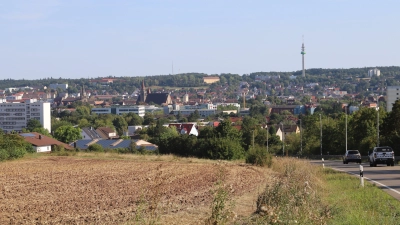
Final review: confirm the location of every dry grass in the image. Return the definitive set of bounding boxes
[0,155,268,224]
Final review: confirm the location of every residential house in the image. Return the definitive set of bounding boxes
[81,127,103,140]
[96,127,118,139]
[20,132,73,152]
[72,139,158,151]
[168,123,199,136]
[275,125,300,141]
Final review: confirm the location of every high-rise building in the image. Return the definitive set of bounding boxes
[368,68,381,77]
[386,86,400,112]
[0,99,51,133]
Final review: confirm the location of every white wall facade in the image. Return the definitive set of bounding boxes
[49,83,68,90]
[35,145,51,153]
[91,106,145,117]
[116,106,145,117]
[368,68,381,77]
[0,100,51,133]
[91,108,112,114]
[386,86,400,112]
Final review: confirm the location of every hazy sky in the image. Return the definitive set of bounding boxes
[1,0,399,79]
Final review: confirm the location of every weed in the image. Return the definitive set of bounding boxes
[206,166,235,225]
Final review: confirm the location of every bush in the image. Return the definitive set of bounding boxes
[87,143,103,152]
[246,145,272,167]
[7,146,27,159]
[0,149,9,161]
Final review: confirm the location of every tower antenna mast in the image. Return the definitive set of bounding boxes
[301,35,306,77]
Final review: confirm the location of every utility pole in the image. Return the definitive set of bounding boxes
[267,127,269,153]
[300,119,302,155]
[281,123,285,156]
[345,106,347,152]
[320,114,322,157]
[377,97,379,147]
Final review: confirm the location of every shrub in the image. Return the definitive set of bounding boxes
[246,145,272,167]
[87,143,103,152]
[0,149,9,161]
[7,146,26,159]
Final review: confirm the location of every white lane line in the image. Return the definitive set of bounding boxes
[334,168,400,196]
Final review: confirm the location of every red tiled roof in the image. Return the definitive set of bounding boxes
[21,132,73,150]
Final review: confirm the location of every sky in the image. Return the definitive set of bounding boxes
[1,0,399,79]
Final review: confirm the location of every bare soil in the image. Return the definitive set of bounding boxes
[0,155,270,224]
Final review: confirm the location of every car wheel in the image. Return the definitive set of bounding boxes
[387,163,390,166]
[343,161,345,164]
[391,162,395,166]
[370,162,373,167]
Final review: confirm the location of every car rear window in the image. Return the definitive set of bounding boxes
[376,148,392,152]
[348,150,359,154]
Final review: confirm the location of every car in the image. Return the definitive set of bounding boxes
[343,150,361,164]
[368,146,395,167]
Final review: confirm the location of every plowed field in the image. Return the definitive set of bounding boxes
[0,155,269,224]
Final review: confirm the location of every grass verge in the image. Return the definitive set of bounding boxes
[322,168,400,224]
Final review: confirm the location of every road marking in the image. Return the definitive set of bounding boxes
[334,168,400,196]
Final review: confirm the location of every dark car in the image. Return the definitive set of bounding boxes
[343,150,361,164]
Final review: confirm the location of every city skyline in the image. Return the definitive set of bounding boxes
[1,0,399,79]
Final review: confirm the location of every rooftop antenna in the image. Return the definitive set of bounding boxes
[301,35,306,77]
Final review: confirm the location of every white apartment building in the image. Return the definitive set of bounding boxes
[0,99,51,133]
[386,86,400,112]
[368,68,381,77]
[91,106,145,117]
[172,109,217,117]
[164,103,218,117]
[49,83,69,90]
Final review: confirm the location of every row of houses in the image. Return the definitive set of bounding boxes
[20,132,158,153]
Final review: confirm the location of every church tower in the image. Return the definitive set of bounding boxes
[80,85,88,102]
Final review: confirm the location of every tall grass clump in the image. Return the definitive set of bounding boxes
[255,157,331,224]
[245,145,272,167]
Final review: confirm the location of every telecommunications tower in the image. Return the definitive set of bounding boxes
[301,36,306,77]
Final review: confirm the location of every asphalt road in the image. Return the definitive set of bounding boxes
[313,160,400,201]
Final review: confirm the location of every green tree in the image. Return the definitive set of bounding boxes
[113,116,128,136]
[54,125,82,143]
[32,127,52,137]
[26,119,42,131]
[123,112,144,126]
[143,113,155,125]
[349,107,380,154]
[187,110,200,122]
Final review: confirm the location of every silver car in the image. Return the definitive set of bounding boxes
[343,150,362,164]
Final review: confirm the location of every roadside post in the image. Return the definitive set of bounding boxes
[322,158,324,168]
[360,165,364,187]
